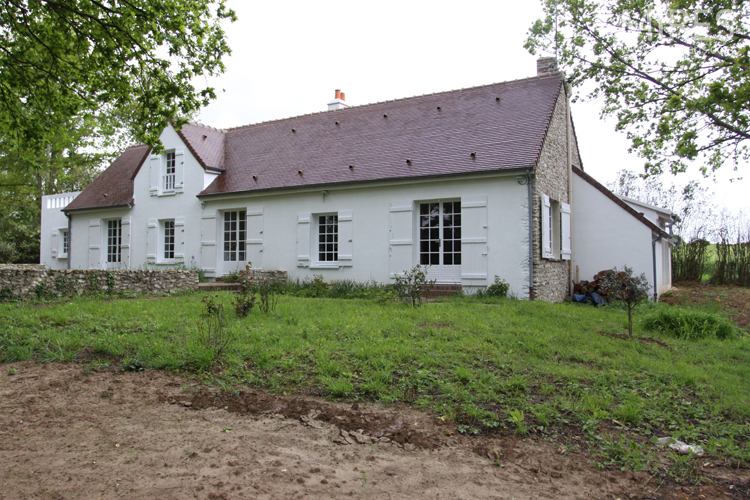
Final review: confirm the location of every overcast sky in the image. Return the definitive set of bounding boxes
[197,0,747,214]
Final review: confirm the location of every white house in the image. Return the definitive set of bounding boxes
[41,59,673,301]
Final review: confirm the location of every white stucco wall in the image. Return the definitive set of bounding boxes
[571,175,658,293]
[40,192,80,269]
[63,125,535,296]
[68,125,205,271]
[200,172,532,297]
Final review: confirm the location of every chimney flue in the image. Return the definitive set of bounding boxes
[537,57,558,77]
[327,89,350,111]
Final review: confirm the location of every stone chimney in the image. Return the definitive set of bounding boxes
[537,57,558,76]
[327,89,349,111]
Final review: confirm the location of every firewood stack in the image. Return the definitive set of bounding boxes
[573,269,622,301]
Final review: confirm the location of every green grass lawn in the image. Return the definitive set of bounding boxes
[1,292,748,469]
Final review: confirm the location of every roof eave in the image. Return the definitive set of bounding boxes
[197,166,536,199]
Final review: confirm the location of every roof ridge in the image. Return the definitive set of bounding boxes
[186,122,226,133]
[224,73,563,133]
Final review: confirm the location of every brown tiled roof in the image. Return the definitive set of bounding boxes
[177,123,226,170]
[67,74,565,210]
[573,166,662,234]
[199,74,564,196]
[65,145,151,212]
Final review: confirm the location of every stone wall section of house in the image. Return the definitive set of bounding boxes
[532,85,572,302]
[0,266,199,300]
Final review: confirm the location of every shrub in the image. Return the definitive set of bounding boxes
[477,276,510,298]
[393,265,435,307]
[0,242,15,263]
[600,266,651,337]
[223,269,241,284]
[197,295,234,359]
[642,308,738,340]
[233,266,256,318]
[257,279,278,314]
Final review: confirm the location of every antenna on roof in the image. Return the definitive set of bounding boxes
[554,0,559,61]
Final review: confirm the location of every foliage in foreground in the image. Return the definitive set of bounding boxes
[526,0,750,176]
[0,293,748,471]
[642,308,739,340]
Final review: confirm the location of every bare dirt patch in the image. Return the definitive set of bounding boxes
[662,282,750,332]
[1,362,747,499]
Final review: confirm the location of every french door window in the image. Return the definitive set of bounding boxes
[164,152,176,191]
[223,211,246,262]
[163,220,175,260]
[419,202,461,266]
[107,219,122,263]
[318,215,338,262]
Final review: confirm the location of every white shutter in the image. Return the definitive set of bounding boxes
[149,155,160,195]
[338,210,353,267]
[201,211,218,276]
[121,216,132,268]
[88,219,101,269]
[174,216,186,260]
[146,218,157,262]
[389,201,413,278]
[561,203,571,261]
[174,150,185,191]
[51,230,58,258]
[245,207,264,270]
[461,196,488,287]
[541,194,552,259]
[296,214,311,267]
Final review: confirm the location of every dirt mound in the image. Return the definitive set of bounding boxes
[1,361,747,500]
[167,388,442,449]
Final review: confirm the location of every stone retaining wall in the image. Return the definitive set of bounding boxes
[0,266,199,300]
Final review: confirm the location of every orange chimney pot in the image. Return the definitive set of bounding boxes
[340,91,346,101]
[334,89,341,100]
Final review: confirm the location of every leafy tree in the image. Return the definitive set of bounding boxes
[526,0,749,176]
[0,113,118,262]
[607,169,715,239]
[600,266,651,337]
[0,0,236,150]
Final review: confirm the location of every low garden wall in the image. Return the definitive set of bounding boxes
[0,265,199,300]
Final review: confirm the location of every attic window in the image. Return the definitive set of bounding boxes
[495,97,501,102]
[292,128,296,133]
[436,106,442,111]
[348,164,354,170]
[252,175,258,181]
[383,113,388,118]
[298,170,303,175]
[202,134,207,141]
[335,121,340,125]
[470,152,477,158]
[406,159,412,165]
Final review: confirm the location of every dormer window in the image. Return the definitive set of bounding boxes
[149,150,184,196]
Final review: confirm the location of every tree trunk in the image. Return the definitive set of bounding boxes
[628,306,633,337]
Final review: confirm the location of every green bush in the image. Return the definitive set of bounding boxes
[477,276,510,298]
[642,307,738,340]
[0,242,15,263]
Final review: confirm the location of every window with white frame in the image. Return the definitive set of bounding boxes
[223,210,246,262]
[107,219,122,263]
[164,152,176,191]
[60,229,69,258]
[317,214,338,263]
[163,220,175,260]
[541,194,571,260]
